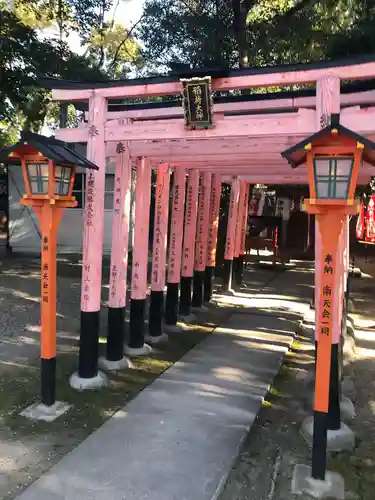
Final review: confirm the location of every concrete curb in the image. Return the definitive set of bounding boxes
[211,328,298,500]
[301,416,355,452]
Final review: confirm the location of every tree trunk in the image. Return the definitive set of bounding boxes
[232,0,251,68]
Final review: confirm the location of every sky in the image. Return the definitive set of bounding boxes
[40,0,145,136]
[70,0,145,54]
[43,0,145,55]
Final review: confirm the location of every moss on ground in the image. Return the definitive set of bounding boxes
[0,310,233,499]
[0,324,216,438]
[221,327,375,500]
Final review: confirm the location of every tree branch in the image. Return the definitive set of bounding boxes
[232,0,252,67]
[95,0,107,70]
[109,12,147,70]
[273,0,318,21]
[110,0,121,29]
[242,0,257,13]
[178,0,203,16]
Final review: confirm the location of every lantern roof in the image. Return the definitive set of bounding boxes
[0,131,99,169]
[281,114,375,169]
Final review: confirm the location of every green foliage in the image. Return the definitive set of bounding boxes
[0,5,107,147]
[137,0,375,73]
[0,0,143,147]
[87,23,143,79]
[10,0,57,29]
[137,0,238,71]
[3,0,375,150]
[69,0,114,44]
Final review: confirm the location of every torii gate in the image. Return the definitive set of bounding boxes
[46,56,375,391]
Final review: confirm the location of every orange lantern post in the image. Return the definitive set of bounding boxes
[0,132,98,413]
[282,114,375,485]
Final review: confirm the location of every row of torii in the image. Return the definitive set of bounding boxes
[49,57,375,388]
[85,156,249,382]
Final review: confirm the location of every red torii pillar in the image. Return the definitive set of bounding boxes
[236,182,250,284]
[147,164,170,343]
[222,177,240,292]
[233,182,246,285]
[165,167,186,330]
[179,170,199,318]
[192,172,212,308]
[70,93,107,390]
[204,173,222,302]
[100,142,132,370]
[125,157,153,357]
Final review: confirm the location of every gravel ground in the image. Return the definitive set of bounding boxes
[219,271,375,500]
[0,253,293,499]
[2,252,373,500]
[0,252,231,499]
[0,259,81,369]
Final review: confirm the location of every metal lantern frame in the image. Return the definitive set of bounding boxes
[23,157,76,200]
[281,115,375,207]
[0,131,98,207]
[313,155,354,200]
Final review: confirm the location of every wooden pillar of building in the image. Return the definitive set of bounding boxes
[125,157,153,357]
[192,172,212,308]
[165,167,186,329]
[179,170,199,318]
[70,92,108,390]
[100,142,132,370]
[204,173,221,302]
[147,164,170,343]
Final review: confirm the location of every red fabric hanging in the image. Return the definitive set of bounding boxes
[365,196,375,242]
[356,200,365,240]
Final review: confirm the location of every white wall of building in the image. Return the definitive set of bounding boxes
[8,157,134,255]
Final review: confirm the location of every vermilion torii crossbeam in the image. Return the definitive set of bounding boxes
[49,56,375,101]
[56,107,375,142]
[221,173,371,185]
[56,134,303,159]
[99,89,375,120]
[56,130,375,158]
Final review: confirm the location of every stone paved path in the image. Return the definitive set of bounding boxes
[15,263,310,500]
